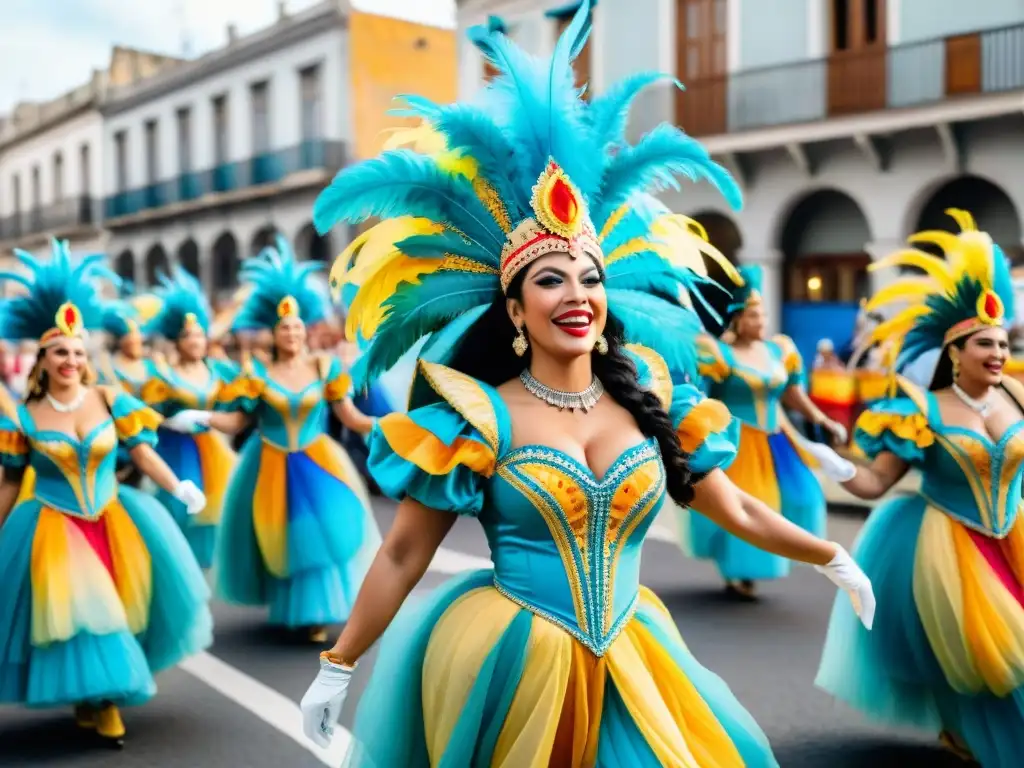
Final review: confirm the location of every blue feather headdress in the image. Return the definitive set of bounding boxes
[313,0,742,390]
[0,239,115,345]
[231,234,330,332]
[862,209,1015,369]
[711,264,764,332]
[144,267,212,339]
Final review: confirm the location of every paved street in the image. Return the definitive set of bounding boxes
[0,499,963,768]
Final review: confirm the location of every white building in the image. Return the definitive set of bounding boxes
[457,0,1024,362]
[0,47,179,281]
[100,0,355,306]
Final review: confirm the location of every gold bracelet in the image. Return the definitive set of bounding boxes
[321,650,357,670]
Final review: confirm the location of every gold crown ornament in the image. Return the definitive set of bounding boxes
[40,302,85,347]
[499,160,602,293]
[943,289,1005,346]
[277,295,300,321]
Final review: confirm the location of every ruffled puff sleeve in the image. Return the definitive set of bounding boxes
[669,383,739,477]
[215,357,265,414]
[102,387,163,450]
[853,398,932,465]
[0,409,28,471]
[368,402,493,517]
[772,334,806,389]
[696,335,730,384]
[139,368,174,414]
[320,355,352,403]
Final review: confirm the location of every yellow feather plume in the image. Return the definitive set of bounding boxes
[868,305,932,345]
[379,122,447,154]
[945,208,977,233]
[869,249,956,293]
[128,294,164,324]
[650,214,742,284]
[598,203,631,243]
[862,277,937,312]
[330,218,446,341]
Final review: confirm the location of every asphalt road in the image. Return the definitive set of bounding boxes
[0,499,965,768]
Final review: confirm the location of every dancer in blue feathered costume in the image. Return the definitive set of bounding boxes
[164,236,381,642]
[137,268,240,569]
[0,240,211,747]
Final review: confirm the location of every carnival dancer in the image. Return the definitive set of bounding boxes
[810,210,1024,766]
[682,265,846,599]
[137,268,238,569]
[165,236,381,643]
[0,241,211,747]
[295,4,874,765]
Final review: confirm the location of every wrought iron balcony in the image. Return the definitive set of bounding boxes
[0,196,97,240]
[676,21,1024,137]
[105,139,346,220]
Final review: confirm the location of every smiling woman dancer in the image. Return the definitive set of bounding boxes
[295,4,875,766]
[810,211,1024,766]
[0,241,211,747]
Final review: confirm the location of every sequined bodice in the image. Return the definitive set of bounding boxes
[19,409,119,518]
[484,439,666,655]
[255,378,331,452]
[919,420,1024,538]
[706,344,789,433]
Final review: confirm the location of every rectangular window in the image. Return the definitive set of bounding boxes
[213,95,229,164]
[177,107,192,173]
[80,143,91,195]
[832,0,885,52]
[677,0,728,81]
[115,131,128,192]
[299,65,322,141]
[144,119,159,184]
[251,81,270,154]
[53,152,64,202]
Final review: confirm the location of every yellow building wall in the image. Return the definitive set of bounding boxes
[349,12,457,162]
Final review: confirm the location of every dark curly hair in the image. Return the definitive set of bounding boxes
[447,270,696,507]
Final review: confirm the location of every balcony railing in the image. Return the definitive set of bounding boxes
[678,21,1024,136]
[105,139,346,220]
[0,196,97,241]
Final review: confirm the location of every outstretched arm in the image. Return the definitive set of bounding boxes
[840,451,908,500]
[326,497,455,664]
[129,443,182,495]
[207,411,252,435]
[691,469,837,565]
[783,386,846,444]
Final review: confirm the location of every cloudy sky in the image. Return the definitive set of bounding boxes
[0,0,456,113]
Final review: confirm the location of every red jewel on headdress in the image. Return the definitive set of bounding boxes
[64,306,76,327]
[984,292,999,319]
[549,177,577,227]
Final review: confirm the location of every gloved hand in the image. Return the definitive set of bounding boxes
[821,418,849,446]
[815,544,875,630]
[162,410,212,433]
[172,480,207,516]
[301,654,354,748]
[801,440,857,482]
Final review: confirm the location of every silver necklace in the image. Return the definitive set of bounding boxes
[952,382,993,417]
[520,369,604,413]
[46,389,87,413]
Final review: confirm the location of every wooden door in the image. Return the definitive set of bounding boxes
[945,33,981,95]
[676,0,728,136]
[827,0,887,116]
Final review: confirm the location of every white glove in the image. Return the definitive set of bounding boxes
[162,410,212,433]
[301,655,353,748]
[815,544,876,630]
[826,421,849,446]
[172,480,207,516]
[801,440,857,482]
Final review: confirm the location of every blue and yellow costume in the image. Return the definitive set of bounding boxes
[0,241,211,726]
[215,237,380,630]
[817,211,1024,765]
[139,269,238,569]
[682,265,825,584]
[313,3,779,763]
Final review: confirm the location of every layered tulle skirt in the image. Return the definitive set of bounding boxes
[216,433,380,627]
[344,569,778,768]
[680,422,825,581]
[153,427,236,568]
[0,487,212,707]
[817,494,1024,766]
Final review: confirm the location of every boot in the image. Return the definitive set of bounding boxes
[73,704,95,729]
[95,703,125,747]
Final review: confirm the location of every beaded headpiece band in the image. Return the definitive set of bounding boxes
[499,160,602,293]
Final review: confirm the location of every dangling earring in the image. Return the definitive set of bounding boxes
[951,353,960,380]
[512,327,528,357]
[595,335,608,355]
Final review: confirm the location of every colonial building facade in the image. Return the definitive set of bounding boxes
[456,0,1024,360]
